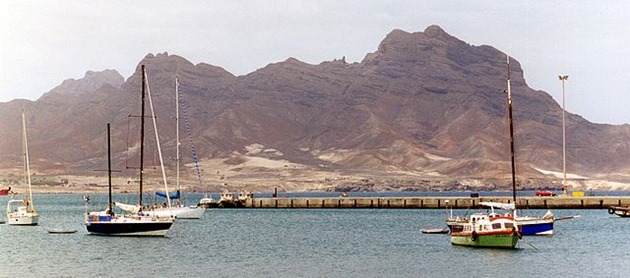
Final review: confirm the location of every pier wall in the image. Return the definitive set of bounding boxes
[242,196,630,209]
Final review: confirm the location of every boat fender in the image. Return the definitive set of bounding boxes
[608,207,615,214]
[471,231,478,242]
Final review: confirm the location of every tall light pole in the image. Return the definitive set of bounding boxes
[559,75,569,195]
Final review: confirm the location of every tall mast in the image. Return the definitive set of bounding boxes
[22,110,35,211]
[107,123,113,215]
[139,65,146,207]
[506,55,517,203]
[176,78,180,194]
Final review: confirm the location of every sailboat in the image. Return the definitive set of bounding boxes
[448,56,522,249]
[449,207,521,249]
[141,77,205,219]
[504,56,555,236]
[84,65,174,236]
[447,56,556,236]
[6,110,39,226]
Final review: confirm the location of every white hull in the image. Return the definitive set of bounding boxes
[7,213,39,225]
[7,199,39,226]
[142,206,205,219]
[108,230,170,237]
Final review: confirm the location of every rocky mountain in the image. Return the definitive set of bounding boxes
[2,25,630,191]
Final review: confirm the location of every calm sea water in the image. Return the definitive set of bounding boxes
[1,193,630,277]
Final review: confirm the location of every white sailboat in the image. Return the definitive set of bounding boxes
[119,77,205,219]
[85,65,174,236]
[6,110,39,226]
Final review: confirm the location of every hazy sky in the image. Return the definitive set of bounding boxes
[2,1,629,124]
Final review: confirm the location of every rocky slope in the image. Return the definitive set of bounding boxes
[2,25,630,192]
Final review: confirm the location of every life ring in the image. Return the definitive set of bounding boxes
[471,231,478,242]
[608,207,615,214]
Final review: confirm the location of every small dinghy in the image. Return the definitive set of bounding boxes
[47,228,78,234]
[421,227,449,234]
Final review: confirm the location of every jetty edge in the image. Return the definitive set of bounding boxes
[235,196,629,209]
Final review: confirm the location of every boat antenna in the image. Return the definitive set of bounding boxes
[506,55,517,203]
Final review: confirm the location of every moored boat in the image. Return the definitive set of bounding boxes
[516,211,554,235]
[48,228,78,234]
[142,78,205,219]
[421,227,449,234]
[450,212,521,249]
[86,211,172,236]
[198,196,217,208]
[608,206,630,217]
[7,198,39,225]
[446,55,559,237]
[218,190,235,207]
[6,111,39,226]
[85,123,174,237]
[85,66,174,237]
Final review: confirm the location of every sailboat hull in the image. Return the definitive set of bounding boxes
[7,199,39,225]
[7,213,39,225]
[85,216,173,236]
[451,230,519,249]
[141,206,206,219]
[171,206,205,219]
[518,218,554,236]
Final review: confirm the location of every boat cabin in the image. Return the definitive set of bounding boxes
[463,213,517,233]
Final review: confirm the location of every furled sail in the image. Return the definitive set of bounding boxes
[114,202,141,213]
[480,201,515,211]
[156,190,180,199]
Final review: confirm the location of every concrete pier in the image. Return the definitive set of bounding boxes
[242,196,630,209]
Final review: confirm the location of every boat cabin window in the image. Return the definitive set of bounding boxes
[492,223,502,230]
[505,223,515,229]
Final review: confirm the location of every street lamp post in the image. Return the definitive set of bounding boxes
[559,75,569,195]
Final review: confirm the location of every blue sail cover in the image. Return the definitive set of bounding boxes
[156,190,180,199]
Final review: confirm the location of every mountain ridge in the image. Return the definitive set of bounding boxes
[2,25,630,192]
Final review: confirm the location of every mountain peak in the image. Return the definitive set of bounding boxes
[137,52,194,71]
[423,24,449,38]
[42,69,124,99]
[132,52,235,81]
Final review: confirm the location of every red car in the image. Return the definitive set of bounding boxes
[535,190,557,197]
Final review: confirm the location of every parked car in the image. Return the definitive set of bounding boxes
[535,190,557,197]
